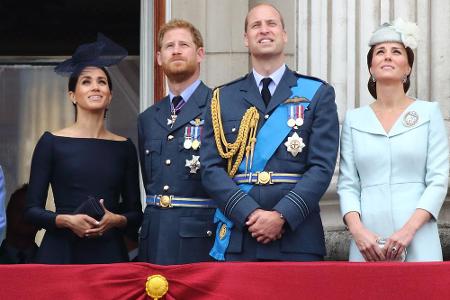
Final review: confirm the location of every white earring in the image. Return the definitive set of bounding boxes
[402,75,408,84]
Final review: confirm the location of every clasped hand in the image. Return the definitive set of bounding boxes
[352,226,413,262]
[246,209,285,244]
[66,199,124,238]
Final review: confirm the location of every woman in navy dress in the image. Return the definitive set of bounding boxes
[25,34,142,264]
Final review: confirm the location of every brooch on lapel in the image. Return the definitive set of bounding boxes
[402,111,419,127]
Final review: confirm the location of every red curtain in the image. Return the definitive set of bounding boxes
[1,262,449,299]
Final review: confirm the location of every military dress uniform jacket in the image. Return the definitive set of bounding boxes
[137,82,216,265]
[200,68,339,261]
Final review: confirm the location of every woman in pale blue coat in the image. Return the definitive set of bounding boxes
[338,19,449,262]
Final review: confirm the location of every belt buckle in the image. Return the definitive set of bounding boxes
[159,195,172,208]
[256,171,273,185]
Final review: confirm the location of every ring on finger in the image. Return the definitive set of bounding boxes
[391,246,397,253]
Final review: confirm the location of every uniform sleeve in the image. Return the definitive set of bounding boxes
[24,133,58,230]
[273,84,340,230]
[120,140,143,229]
[137,114,149,187]
[337,111,362,218]
[0,166,6,238]
[416,102,449,219]
[200,98,261,229]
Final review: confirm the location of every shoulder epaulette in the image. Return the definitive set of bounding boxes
[213,74,249,90]
[294,71,328,85]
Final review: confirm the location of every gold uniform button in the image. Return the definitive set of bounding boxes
[145,149,150,155]
[167,135,174,141]
[163,185,169,191]
[165,159,171,165]
[159,195,171,208]
[264,114,269,119]
[206,230,213,237]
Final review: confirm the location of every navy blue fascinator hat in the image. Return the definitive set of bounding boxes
[55,33,128,76]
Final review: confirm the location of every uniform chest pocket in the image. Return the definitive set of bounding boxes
[144,140,162,175]
[222,120,240,143]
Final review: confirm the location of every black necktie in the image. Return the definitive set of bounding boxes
[171,95,184,114]
[261,77,272,106]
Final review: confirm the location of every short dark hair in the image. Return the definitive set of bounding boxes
[367,46,414,99]
[68,66,112,120]
[244,3,285,32]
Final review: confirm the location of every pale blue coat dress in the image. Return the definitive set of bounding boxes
[338,99,449,261]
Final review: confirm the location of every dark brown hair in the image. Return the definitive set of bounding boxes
[367,46,414,99]
[68,66,112,92]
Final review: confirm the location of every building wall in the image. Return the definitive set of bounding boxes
[170,0,297,87]
[168,0,450,259]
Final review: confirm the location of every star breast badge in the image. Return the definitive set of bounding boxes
[284,132,305,157]
[185,155,201,173]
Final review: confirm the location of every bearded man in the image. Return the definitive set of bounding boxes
[137,19,215,264]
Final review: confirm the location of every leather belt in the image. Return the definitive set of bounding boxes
[146,195,216,208]
[233,172,302,185]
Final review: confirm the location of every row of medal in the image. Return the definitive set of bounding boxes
[185,119,204,173]
[287,104,305,129]
[284,103,307,157]
[183,124,202,150]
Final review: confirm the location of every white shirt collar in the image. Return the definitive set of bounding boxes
[252,64,286,94]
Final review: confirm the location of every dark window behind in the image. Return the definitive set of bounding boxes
[0,0,140,56]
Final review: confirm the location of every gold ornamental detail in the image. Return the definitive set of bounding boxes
[146,274,169,300]
[211,88,259,177]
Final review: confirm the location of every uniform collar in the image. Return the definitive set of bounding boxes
[252,64,286,94]
[168,79,201,103]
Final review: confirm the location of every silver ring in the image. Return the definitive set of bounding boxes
[391,246,397,253]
